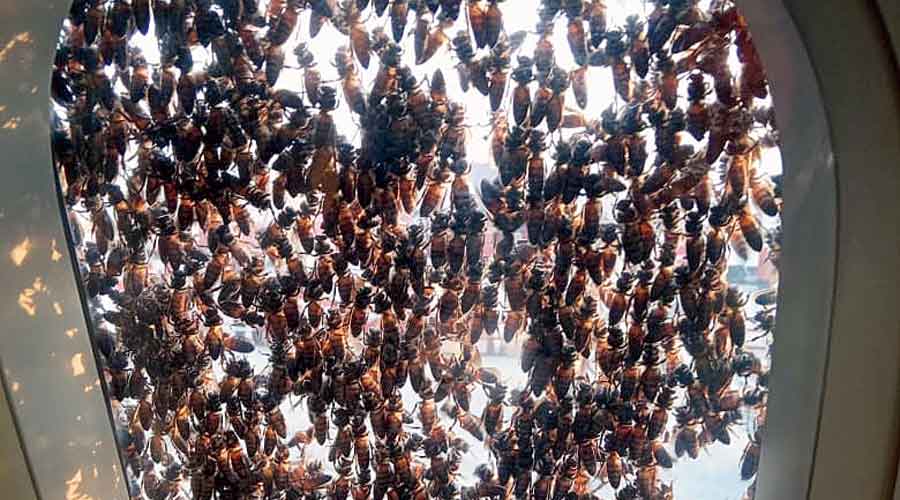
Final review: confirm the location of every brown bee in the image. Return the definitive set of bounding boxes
[686,72,711,141]
[736,23,768,105]
[626,15,650,78]
[294,43,322,106]
[488,45,511,112]
[335,46,367,115]
[345,2,371,68]
[391,0,410,41]
[674,417,701,459]
[451,405,484,441]
[421,167,451,218]
[567,16,588,66]
[738,202,764,252]
[741,430,762,480]
[546,65,570,132]
[570,65,588,109]
[588,0,608,47]
[606,450,623,488]
[606,30,632,101]
[750,171,780,217]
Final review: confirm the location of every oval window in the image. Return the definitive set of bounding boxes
[50,0,781,498]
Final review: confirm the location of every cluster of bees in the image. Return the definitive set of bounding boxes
[50,0,781,499]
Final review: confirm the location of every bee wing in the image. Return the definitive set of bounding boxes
[752,287,779,307]
[439,398,456,418]
[391,0,410,42]
[484,1,503,48]
[351,23,371,68]
[223,334,255,354]
[419,26,449,65]
[476,367,503,385]
[507,30,529,54]
[310,11,326,38]
[468,2,487,48]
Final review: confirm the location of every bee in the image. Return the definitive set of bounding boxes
[567,16,588,66]
[343,2,371,68]
[750,172,780,217]
[588,0,607,47]
[738,201,764,252]
[740,430,762,480]
[128,0,151,36]
[451,31,480,94]
[122,248,150,297]
[606,272,634,326]
[267,0,300,46]
[606,30,632,101]
[421,166,451,218]
[461,261,484,314]
[546,65,570,132]
[571,65,589,109]
[626,15,650,78]
[673,407,701,460]
[656,51,678,110]
[724,287,749,347]
[335,46,367,115]
[450,404,484,441]
[441,100,468,161]
[686,72,711,141]
[737,25,769,106]
[506,57,534,126]
[487,40,511,112]
[295,43,323,106]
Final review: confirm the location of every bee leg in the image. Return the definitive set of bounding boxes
[440,181,451,212]
[748,332,769,343]
[148,234,160,260]
[349,124,362,143]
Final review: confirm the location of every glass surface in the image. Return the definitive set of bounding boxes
[49,1,781,499]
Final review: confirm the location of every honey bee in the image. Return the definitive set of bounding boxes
[566,16,587,67]
[487,41,511,112]
[588,0,608,47]
[738,201,764,252]
[421,166,451,218]
[741,429,762,480]
[606,30,632,101]
[335,46,367,116]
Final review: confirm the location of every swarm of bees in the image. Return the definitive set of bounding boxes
[51,0,781,499]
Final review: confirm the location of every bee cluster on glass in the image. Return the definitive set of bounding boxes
[51,0,781,499]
